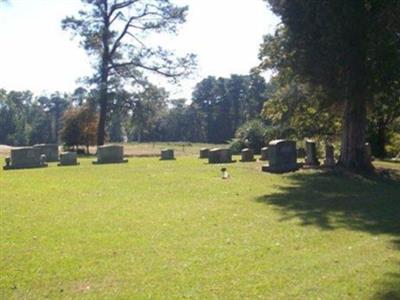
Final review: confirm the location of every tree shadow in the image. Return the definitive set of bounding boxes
[255,170,400,299]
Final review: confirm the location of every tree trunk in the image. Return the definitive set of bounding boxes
[96,7,110,146]
[97,84,108,146]
[339,97,373,171]
[376,118,386,159]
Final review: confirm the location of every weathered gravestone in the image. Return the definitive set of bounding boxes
[33,144,59,162]
[240,148,256,162]
[324,145,335,167]
[93,144,128,164]
[304,140,320,167]
[199,148,209,159]
[260,147,269,161]
[365,142,373,162]
[3,147,48,170]
[58,152,79,166]
[208,148,233,164]
[160,149,175,160]
[262,140,299,173]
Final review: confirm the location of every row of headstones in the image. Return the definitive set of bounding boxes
[204,139,372,173]
[3,140,372,173]
[3,144,178,170]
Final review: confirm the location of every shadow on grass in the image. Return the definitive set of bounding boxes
[255,170,400,299]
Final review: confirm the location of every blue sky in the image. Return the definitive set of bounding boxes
[0,0,279,99]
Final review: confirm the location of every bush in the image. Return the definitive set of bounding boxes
[229,139,246,154]
[234,119,268,154]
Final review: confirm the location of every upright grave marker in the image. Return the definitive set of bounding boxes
[260,147,269,161]
[304,139,320,167]
[208,148,233,164]
[324,145,335,167]
[240,148,256,162]
[199,148,209,159]
[33,144,59,162]
[93,144,128,164]
[160,149,175,160]
[3,147,48,170]
[58,152,79,166]
[262,140,299,173]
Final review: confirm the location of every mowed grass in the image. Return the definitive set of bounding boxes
[1,156,399,299]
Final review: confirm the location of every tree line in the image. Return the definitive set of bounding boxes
[0,73,270,148]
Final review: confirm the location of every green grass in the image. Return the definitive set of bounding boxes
[1,156,399,299]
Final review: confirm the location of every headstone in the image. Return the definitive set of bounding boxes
[160,149,175,160]
[297,147,306,158]
[304,139,320,167]
[58,152,79,166]
[240,148,255,162]
[93,144,128,164]
[33,144,59,162]
[3,147,48,170]
[260,147,269,161]
[324,145,335,167]
[208,148,233,164]
[262,140,299,173]
[199,148,209,159]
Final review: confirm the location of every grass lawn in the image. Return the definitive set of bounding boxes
[1,155,399,299]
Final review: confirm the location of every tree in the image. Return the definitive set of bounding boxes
[62,0,195,145]
[61,105,98,153]
[259,1,400,171]
[261,71,341,142]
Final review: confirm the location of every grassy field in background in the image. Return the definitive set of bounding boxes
[1,154,399,299]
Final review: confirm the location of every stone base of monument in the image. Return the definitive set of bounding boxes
[93,159,128,165]
[199,148,209,159]
[262,163,301,173]
[58,152,80,167]
[92,145,128,164]
[240,148,256,162]
[260,147,269,161]
[3,147,48,170]
[160,149,175,160]
[208,148,235,164]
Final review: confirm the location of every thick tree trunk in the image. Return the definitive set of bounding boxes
[97,81,108,146]
[96,5,110,146]
[339,97,373,171]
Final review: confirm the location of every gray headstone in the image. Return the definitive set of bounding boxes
[260,147,269,161]
[262,140,299,173]
[3,147,48,170]
[160,149,175,160]
[240,148,255,162]
[33,144,59,162]
[324,145,335,167]
[58,152,79,166]
[208,148,233,164]
[305,140,320,166]
[199,148,209,159]
[93,144,128,164]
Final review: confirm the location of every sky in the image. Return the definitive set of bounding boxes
[0,0,280,99]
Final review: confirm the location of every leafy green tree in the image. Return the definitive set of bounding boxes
[62,0,195,146]
[259,1,400,170]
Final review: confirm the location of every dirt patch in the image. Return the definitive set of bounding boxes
[0,145,12,157]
